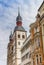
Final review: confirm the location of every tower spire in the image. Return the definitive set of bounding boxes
[16,8,22,26]
[18,7,20,16]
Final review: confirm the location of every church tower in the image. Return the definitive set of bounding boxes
[7,9,27,65]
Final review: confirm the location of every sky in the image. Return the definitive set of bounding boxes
[0,0,43,65]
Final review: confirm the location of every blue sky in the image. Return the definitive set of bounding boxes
[0,0,43,65]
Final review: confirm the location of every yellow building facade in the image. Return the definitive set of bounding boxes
[30,1,44,65]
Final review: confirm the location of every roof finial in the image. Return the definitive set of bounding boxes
[18,7,20,16]
[16,7,22,23]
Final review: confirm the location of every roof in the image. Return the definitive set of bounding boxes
[16,15,22,22]
[16,8,22,22]
[14,26,26,32]
[38,1,44,11]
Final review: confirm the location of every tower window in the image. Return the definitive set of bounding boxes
[22,35,25,39]
[18,42,20,45]
[18,35,20,38]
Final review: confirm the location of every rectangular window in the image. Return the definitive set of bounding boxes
[39,55,42,63]
[36,55,38,64]
[40,57,42,63]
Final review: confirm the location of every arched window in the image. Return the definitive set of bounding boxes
[18,34,20,38]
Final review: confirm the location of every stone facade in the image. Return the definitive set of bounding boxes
[29,1,44,65]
